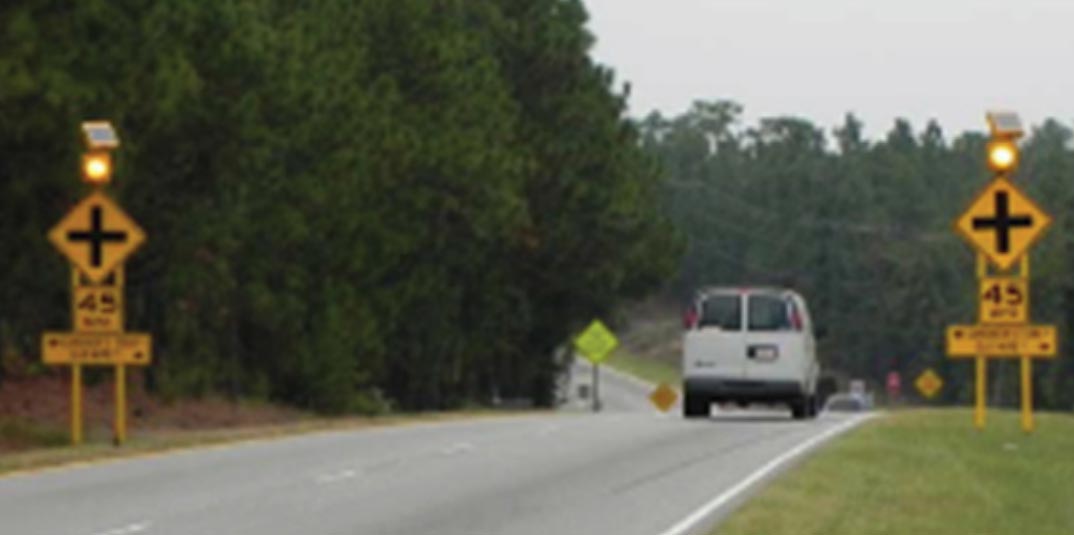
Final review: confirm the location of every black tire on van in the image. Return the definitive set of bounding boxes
[683,390,710,418]
[806,395,819,419]
[790,397,808,420]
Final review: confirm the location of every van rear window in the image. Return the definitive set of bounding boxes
[748,295,792,331]
[699,295,741,330]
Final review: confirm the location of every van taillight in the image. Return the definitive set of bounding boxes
[789,307,803,331]
[683,307,699,330]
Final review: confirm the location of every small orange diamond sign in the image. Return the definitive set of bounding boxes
[649,382,678,412]
[915,369,943,399]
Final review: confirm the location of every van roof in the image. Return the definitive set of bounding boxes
[695,286,802,298]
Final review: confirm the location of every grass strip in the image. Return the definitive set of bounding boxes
[714,409,1074,535]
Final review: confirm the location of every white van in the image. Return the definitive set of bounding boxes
[682,287,821,419]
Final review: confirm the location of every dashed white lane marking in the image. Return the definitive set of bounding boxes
[440,442,475,456]
[536,424,561,437]
[655,414,875,535]
[316,469,358,484]
[93,521,151,535]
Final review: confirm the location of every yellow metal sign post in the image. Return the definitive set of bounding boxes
[42,121,151,446]
[946,111,1055,433]
[574,320,619,413]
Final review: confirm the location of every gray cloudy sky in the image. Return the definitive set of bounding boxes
[582,0,1074,138]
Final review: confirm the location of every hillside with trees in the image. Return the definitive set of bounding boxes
[642,101,1074,409]
[0,0,677,412]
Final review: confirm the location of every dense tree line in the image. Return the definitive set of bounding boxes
[0,1,677,412]
[642,101,1074,409]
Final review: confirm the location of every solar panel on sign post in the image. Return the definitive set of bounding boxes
[987,111,1023,138]
[81,121,120,150]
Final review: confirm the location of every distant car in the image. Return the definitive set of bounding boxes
[681,287,821,420]
[823,393,871,412]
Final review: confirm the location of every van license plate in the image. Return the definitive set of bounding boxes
[750,345,779,361]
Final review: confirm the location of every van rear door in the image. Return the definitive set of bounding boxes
[743,292,805,383]
[684,292,746,378]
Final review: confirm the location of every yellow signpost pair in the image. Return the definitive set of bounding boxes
[42,122,151,445]
[946,111,1055,433]
[573,320,679,413]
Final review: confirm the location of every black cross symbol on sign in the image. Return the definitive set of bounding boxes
[67,206,127,267]
[971,191,1032,254]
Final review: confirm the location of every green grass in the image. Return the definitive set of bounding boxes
[0,419,69,450]
[604,349,681,386]
[714,409,1074,535]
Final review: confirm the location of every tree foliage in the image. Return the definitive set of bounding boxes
[643,101,1074,409]
[0,0,677,412]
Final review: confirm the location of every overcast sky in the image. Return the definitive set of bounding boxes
[582,0,1074,139]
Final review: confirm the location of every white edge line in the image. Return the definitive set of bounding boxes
[599,361,665,390]
[656,414,875,535]
[93,521,151,535]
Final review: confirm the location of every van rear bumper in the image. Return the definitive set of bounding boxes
[684,377,804,402]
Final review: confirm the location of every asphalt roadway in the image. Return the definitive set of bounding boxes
[0,365,870,535]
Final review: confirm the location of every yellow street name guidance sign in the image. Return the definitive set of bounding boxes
[946,324,1056,358]
[42,332,152,366]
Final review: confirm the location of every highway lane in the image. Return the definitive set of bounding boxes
[562,358,665,413]
[0,409,869,535]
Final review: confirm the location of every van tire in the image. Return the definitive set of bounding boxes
[805,395,819,419]
[790,398,808,420]
[683,391,710,418]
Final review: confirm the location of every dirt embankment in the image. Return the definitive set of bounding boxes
[0,371,305,452]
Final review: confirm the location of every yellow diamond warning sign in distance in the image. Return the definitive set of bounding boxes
[946,324,1057,358]
[954,177,1051,271]
[574,320,618,364]
[649,383,679,412]
[48,191,145,283]
[915,369,943,399]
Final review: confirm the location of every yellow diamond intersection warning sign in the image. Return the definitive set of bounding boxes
[574,320,618,364]
[649,383,679,412]
[48,191,146,283]
[915,369,943,399]
[954,177,1051,270]
[946,324,1057,358]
